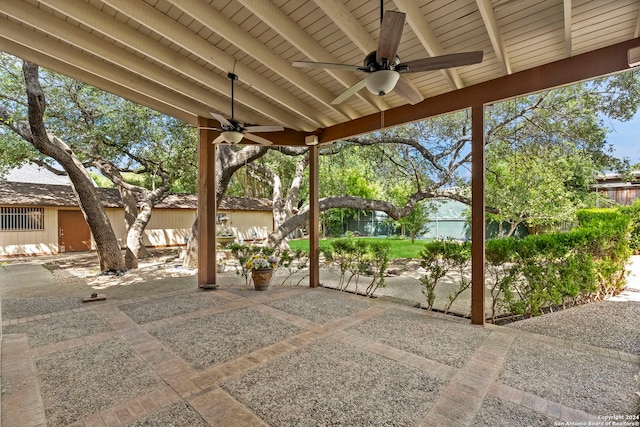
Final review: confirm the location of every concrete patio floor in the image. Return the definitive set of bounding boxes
[1,259,638,426]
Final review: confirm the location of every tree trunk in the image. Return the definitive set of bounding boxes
[20,62,124,272]
[183,218,199,268]
[182,145,268,268]
[92,158,167,269]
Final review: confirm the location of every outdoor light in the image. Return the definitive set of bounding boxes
[305,135,319,145]
[628,46,640,67]
[222,131,244,144]
[364,70,400,96]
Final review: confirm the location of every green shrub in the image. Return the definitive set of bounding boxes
[619,199,640,254]
[363,241,391,297]
[427,208,631,321]
[418,240,471,312]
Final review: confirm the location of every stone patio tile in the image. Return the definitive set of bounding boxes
[83,412,106,427]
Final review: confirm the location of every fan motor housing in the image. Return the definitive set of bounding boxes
[362,51,401,72]
[226,119,244,132]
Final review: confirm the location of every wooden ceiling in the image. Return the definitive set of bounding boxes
[1,0,639,144]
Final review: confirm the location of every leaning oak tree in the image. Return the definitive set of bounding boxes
[182,143,268,267]
[0,62,125,271]
[1,54,199,270]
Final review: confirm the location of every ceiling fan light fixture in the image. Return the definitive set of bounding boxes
[222,131,243,144]
[364,70,400,96]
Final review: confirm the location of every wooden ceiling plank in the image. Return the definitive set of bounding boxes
[393,0,462,90]
[313,0,377,54]
[0,0,280,129]
[0,36,195,124]
[475,0,512,75]
[101,0,345,126]
[320,36,640,143]
[0,27,207,124]
[237,0,391,111]
[162,0,359,121]
[37,0,313,131]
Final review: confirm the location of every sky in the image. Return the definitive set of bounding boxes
[604,112,640,166]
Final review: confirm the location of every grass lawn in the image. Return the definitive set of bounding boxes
[288,237,431,259]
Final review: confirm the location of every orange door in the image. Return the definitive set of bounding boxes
[58,210,91,253]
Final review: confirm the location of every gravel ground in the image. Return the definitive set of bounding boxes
[264,288,373,324]
[37,338,164,427]
[118,291,228,324]
[148,307,302,370]
[222,338,445,426]
[473,395,554,427]
[348,308,490,368]
[507,300,640,355]
[224,285,296,298]
[125,403,210,427]
[3,310,111,347]
[499,337,639,416]
[1,296,87,320]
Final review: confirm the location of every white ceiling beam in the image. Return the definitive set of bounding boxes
[0,36,195,124]
[393,0,464,89]
[0,22,210,124]
[105,0,355,123]
[0,0,275,129]
[37,0,313,131]
[476,0,512,75]
[564,0,572,57]
[312,0,377,54]
[236,0,390,111]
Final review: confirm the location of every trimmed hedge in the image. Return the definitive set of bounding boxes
[619,199,640,254]
[420,208,632,321]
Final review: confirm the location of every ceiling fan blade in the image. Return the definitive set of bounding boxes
[244,132,273,146]
[377,11,405,64]
[198,126,224,132]
[394,76,424,105]
[210,112,233,128]
[398,51,484,73]
[293,61,359,71]
[245,125,284,133]
[331,79,367,105]
[212,135,225,144]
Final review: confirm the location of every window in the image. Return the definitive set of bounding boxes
[0,207,44,231]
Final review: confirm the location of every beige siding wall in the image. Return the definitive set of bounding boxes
[105,208,196,247]
[225,210,273,242]
[0,207,59,256]
[144,209,196,247]
[1,206,273,256]
[108,208,272,246]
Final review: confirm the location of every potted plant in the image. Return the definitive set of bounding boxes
[216,258,226,273]
[246,254,278,291]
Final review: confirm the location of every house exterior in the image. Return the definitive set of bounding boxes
[592,172,640,206]
[0,181,273,257]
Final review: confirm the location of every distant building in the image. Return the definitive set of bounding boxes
[592,172,640,206]
[0,181,273,257]
[3,163,72,185]
[423,198,469,240]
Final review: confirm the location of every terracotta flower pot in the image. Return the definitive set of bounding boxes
[251,268,273,291]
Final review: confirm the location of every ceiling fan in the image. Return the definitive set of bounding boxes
[202,73,284,145]
[293,4,483,105]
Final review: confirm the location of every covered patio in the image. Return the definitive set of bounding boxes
[1,1,640,426]
[0,259,638,426]
[1,0,640,323]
